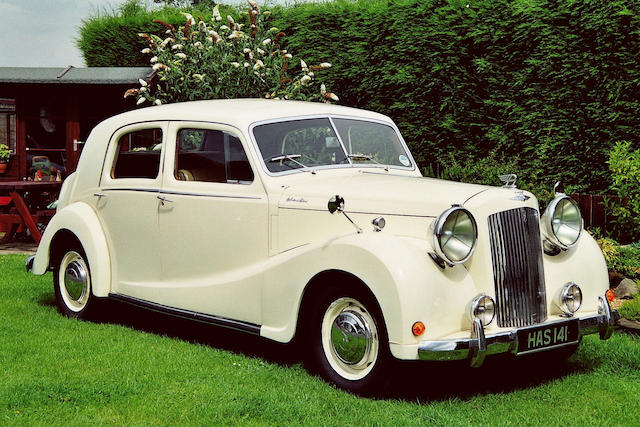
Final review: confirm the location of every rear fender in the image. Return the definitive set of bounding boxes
[32,202,111,297]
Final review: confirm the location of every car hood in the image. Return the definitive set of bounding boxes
[277,170,491,217]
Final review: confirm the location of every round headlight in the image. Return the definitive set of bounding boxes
[557,282,582,315]
[433,206,478,265]
[542,195,583,249]
[469,294,495,326]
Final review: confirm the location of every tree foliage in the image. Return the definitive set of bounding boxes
[78,0,640,195]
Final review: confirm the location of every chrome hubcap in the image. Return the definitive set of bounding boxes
[322,297,378,380]
[331,310,372,367]
[59,251,90,312]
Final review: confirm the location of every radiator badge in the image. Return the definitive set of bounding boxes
[511,190,531,202]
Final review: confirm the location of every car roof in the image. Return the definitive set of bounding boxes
[96,99,392,133]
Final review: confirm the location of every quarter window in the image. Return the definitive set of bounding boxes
[175,128,253,184]
[112,128,163,179]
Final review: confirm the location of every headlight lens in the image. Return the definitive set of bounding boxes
[558,282,582,315]
[469,294,495,326]
[433,206,478,264]
[543,195,583,249]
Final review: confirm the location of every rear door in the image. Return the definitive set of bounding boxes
[94,122,166,296]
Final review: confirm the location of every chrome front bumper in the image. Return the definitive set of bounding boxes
[418,296,618,368]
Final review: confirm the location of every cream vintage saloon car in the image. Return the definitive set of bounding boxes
[27,99,617,393]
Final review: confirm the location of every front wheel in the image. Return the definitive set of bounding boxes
[53,245,96,319]
[307,288,392,394]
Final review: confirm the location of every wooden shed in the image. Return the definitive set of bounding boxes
[0,66,154,182]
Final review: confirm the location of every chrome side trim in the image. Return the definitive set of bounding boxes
[101,188,262,200]
[418,301,617,367]
[109,293,261,335]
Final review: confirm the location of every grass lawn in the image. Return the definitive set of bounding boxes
[1,254,639,426]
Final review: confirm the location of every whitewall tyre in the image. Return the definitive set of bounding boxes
[308,287,391,394]
[53,246,95,319]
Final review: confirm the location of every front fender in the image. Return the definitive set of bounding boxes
[260,232,476,354]
[32,202,111,297]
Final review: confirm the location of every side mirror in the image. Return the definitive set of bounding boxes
[328,195,345,214]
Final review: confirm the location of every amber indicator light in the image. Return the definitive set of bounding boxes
[606,289,615,302]
[412,321,426,336]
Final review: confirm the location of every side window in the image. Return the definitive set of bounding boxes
[175,128,253,184]
[112,128,163,179]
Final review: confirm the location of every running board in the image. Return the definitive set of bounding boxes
[109,293,261,335]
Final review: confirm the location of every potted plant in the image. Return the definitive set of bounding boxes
[0,143,11,174]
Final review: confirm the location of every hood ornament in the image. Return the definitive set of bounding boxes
[499,174,517,189]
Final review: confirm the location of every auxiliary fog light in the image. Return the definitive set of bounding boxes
[468,294,495,327]
[556,282,582,315]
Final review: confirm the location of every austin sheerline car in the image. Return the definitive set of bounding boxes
[27,99,617,393]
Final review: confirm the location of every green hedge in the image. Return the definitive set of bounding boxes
[79,0,640,193]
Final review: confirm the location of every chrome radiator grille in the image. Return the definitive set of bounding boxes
[488,207,547,328]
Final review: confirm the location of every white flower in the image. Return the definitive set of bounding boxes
[300,59,308,71]
[227,15,235,27]
[248,0,259,9]
[262,38,271,45]
[181,12,193,21]
[300,75,312,85]
[269,27,279,33]
[320,83,326,94]
[231,62,240,68]
[280,50,287,54]
[141,48,151,54]
[152,63,162,70]
[165,29,172,34]
[194,41,202,48]
[206,37,213,43]
[139,78,148,87]
[243,48,251,53]
[257,48,265,55]
[308,71,314,77]
[243,62,250,68]
[160,38,172,48]
[198,21,206,31]
[228,31,244,39]
[327,93,339,101]
[140,86,146,93]
[171,44,183,50]
[253,60,264,70]
[193,73,204,80]
[175,52,187,59]
[320,62,332,69]
[136,97,146,105]
[283,53,292,59]
[213,5,222,21]
[154,99,162,105]
[150,56,158,63]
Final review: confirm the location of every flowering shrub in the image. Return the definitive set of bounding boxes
[606,141,640,242]
[125,1,337,105]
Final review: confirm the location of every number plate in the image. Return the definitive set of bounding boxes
[517,320,579,354]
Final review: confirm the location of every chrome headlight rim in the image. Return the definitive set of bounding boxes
[558,282,583,315]
[433,206,478,265]
[468,294,496,327]
[542,195,583,250]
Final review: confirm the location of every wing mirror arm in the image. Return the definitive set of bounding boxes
[328,195,362,234]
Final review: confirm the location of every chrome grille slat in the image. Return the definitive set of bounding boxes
[488,207,547,328]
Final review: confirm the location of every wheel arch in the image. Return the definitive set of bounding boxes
[294,269,388,345]
[32,202,111,297]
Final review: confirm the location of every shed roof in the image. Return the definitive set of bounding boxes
[0,66,154,85]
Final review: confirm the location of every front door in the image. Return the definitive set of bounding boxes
[94,122,166,295]
[156,121,268,324]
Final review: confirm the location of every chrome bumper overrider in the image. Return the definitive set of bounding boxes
[418,296,619,368]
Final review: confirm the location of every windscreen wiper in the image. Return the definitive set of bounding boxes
[268,154,316,174]
[347,154,389,171]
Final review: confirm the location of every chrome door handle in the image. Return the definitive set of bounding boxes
[157,195,173,204]
[94,193,107,198]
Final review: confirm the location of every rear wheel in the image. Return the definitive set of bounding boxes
[53,244,96,319]
[307,286,391,394]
